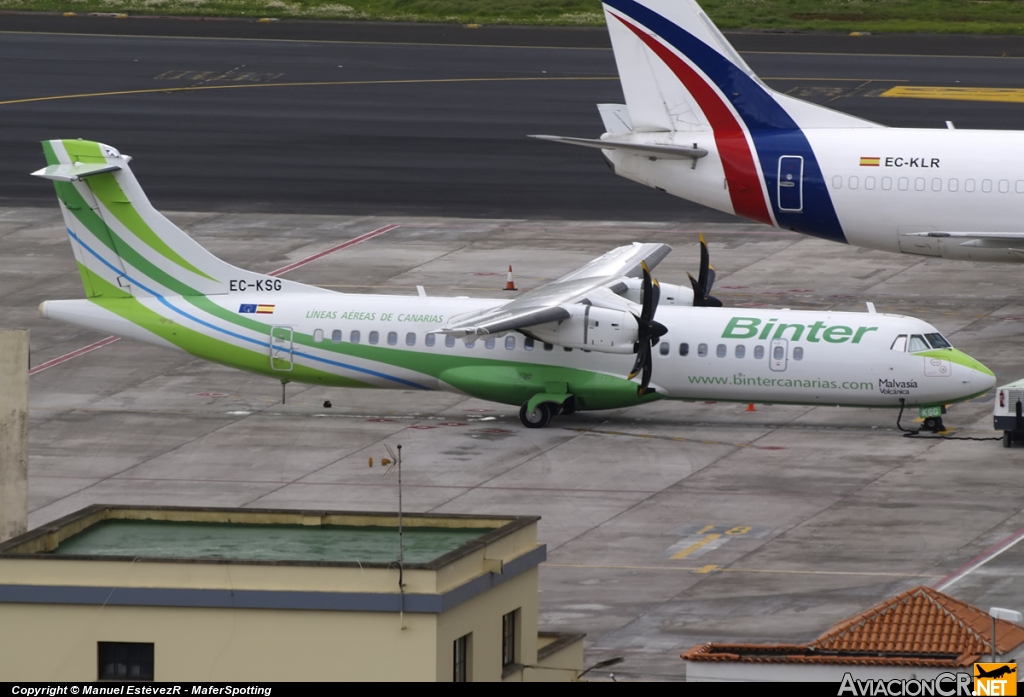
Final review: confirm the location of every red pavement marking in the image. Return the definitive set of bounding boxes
[934,526,1024,591]
[30,224,398,376]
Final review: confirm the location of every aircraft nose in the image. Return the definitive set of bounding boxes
[963,351,996,393]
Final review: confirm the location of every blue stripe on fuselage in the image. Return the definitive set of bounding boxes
[604,0,847,243]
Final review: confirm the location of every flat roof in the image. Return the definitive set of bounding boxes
[49,520,484,564]
[0,505,539,569]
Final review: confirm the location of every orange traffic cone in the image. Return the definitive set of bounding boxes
[504,265,517,291]
[746,404,756,412]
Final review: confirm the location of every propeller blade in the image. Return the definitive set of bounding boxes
[639,355,653,395]
[628,339,647,380]
[640,260,654,320]
[697,234,710,292]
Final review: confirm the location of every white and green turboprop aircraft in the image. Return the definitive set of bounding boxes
[35,140,995,429]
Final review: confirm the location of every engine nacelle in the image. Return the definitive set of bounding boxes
[527,305,638,354]
[617,277,694,306]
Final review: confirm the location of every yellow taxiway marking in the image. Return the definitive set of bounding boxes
[543,563,927,578]
[694,565,720,574]
[882,85,1024,103]
[0,75,617,107]
[670,534,722,560]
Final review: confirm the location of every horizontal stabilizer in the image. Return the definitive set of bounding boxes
[31,163,121,182]
[530,135,707,160]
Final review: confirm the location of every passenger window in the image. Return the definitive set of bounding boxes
[881,177,892,191]
[931,178,942,192]
[406,332,416,346]
[716,344,727,358]
[898,177,909,191]
[1000,180,1010,194]
[369,331,380,345]
[659,342,669,356]
[563,347,572,352]
[465,340,476,348]
[908,335,929,352]
[485,337,495,349]
[445,335,456,348]
[425,333,436,347]
[891,335,907,352]
[697,343,708,357]
[313,329,324,343]
[754,345,764,360]
[865,176,876,190]
[505,336,516,350]
[543,343,553,351]
[849,175,859,190]
[387,331,398,346]
[679,343,689,357]
[925,332,951,349]
[1017,181,1024,194]
[773,345,785,360]
[735,345,745,359]
[525,337,534,351]
[949,178,959,192]
[914,178,925,192]
[350,330,361,344]
[966,179,976,192]
[832,176,843,189]
[331,329,341,344]
[793,346,803,360]
[983,179,993,193]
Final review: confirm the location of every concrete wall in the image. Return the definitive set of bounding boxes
[0,604,440,681]
[685,661,975,682]
[0,330,28,542]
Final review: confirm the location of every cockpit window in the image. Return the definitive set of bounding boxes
[891,335,907,352]
[908,335,930,352]
[925,333,951,349]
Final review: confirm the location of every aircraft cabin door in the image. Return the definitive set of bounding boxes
[270,326,294,372]
[769,338,788,372]
[778,156,804,212]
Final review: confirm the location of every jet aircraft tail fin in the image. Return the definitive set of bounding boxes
[602,0,880,133]
[34,139,311,300]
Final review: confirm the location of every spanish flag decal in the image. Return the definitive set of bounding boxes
[256,304,276,314]
[860,157,881,167]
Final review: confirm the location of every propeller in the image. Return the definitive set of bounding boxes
[687,234,723,307]
[628,260,669,396]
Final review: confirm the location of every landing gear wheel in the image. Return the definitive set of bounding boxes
[519,402,553,429]
[560,396,577,416]
[923,416,944,433]
[1005,431,1014,448]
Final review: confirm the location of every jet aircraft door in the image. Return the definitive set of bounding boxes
[270,326,294,372]
[778,156,804,212]
[770,339,788,372]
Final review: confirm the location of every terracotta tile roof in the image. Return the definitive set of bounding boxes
[682,586,1024,667]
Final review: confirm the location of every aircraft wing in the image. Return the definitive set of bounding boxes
[438,242,671,337]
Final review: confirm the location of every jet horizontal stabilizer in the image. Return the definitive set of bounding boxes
[31,163,122,182]
[529,135,708,160]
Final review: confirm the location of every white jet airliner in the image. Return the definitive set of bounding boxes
[534,0,1024,263]
[34,140,994,429]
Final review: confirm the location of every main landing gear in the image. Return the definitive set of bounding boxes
[519,397,576,429]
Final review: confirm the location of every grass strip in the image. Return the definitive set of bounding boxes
[9,0,1024,34]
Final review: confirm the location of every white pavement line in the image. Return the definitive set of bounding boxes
[934,526,1024,591]
[30,224,399,376]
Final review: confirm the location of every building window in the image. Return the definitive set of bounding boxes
[679,343,689,356]
[454,634,470,682]
[502,610,518,668]
[98,642,153,682]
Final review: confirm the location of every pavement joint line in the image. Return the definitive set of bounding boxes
[27,223,397,376]
[542,562,929,578]
[0,76,619,107]
[934,525,1024,591]
[566,426,773,449]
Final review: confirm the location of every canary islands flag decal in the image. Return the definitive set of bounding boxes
[239,304,276,315]
[859,157,881,167]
